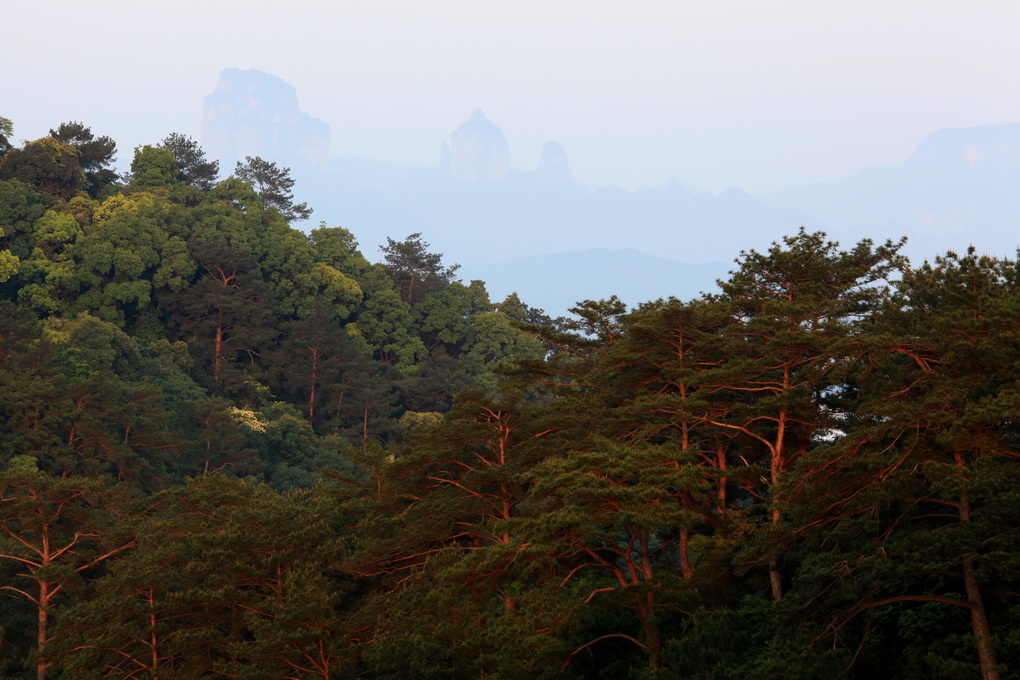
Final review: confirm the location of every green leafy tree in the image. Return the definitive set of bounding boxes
[260,226,362,321]
[400,347,475,413]
[176,398,262,479]
[459,310,547,394]
[0,247,18,283]
[352,287,427,368]
[0,137,85,200]
[270,300,357,431]
[49,122,118,198]
[234,156,311,221]
[70,194,176,328]
[186,186,265,256]
[0,116,13,157]
[128,145,179,189]
[0,308,185,486]
[46,314,181,485]
[0,179,47,248]
[379,232,460,305]
[245,402,327,489]
[206,175,264,216]
[318,334,402,449]
[496,291,562,328]
[0,307,68,469]
[8,209,82,315]
[171,237,273,400]
[309,262,362,318]
[414,282,476,353]
[0,180,46,292]
[310,223,369,279]
[159,132,219,190]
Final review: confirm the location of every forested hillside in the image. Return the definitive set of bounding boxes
[1,119,1017,679]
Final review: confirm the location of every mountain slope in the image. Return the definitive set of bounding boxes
[460,248,731,316]
[763,122,1020,261]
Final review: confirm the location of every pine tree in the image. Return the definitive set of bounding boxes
[786,249,1019,680]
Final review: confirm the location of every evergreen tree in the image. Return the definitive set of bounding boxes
[128,145,179,189]
[53,477,350,679]
[0,116,13,158]
[159,132,219,190]
[785,249,1019,680]
[710,230,903,600]
[0,137,85,200]
[234,156,311,222]
[0,461,139,680]
[49,122,118,198]
[379,232,459,305]
[171,237,274,401]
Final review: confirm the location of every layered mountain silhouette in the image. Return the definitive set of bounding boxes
[764,122,1020,262]
[201,69,1020,315]
[441,109,510,182]
[459,249,731,316]
[203,69,331,173]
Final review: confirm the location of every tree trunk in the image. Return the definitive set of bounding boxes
[769,502,783,601]
[678,529,694,579]
[148,588,161,679]
[37,581,50,680]
[768,554,783,602]
[308,351,318,428]
[768,404,790,601]
[962,555,1000,680]
[638,597,662,670]
[716,439,728,516]
[958,485,1000,680]
[213,310,224,381]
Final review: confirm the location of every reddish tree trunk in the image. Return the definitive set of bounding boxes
[308,351,318,428]
[213,309,224,381]
[37,581,50,680]
[362,406,369,451]
[678,530,694,579]
[957,479,1000,680]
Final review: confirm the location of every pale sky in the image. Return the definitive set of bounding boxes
[4,0,1018,194]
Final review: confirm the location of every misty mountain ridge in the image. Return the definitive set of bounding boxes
[460,249,731,316]
[201,69,1019,315]
[763,122,1020,261]
[203,68,331,172]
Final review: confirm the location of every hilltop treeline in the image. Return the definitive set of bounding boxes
[0,120,1017,679]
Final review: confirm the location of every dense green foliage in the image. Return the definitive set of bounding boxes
[1,119,1017,679]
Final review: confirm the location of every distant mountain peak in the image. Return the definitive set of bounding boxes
[211,68,298,105]
[442,109,509,182]
[762,121,1020,261]
[202,68,330,172]
[538,140,574,183]
[907,122,1020,169]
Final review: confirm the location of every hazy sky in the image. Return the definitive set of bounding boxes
[5,0,1018,194]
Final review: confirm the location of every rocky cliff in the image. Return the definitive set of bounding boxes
[202,68,331,172]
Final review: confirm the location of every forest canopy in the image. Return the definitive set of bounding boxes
[0,119,1017,680]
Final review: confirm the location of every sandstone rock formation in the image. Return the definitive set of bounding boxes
[202,69,330,172]
[537,140,574,183]
[442,109,509,182]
